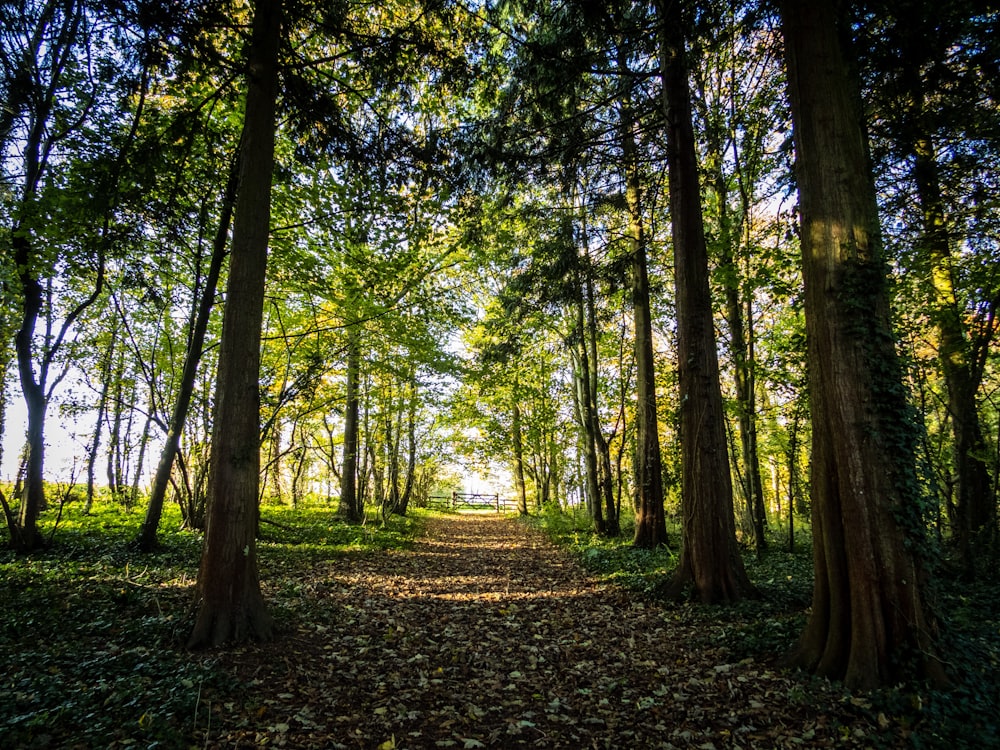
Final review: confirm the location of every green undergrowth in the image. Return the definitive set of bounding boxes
[0,497,423,749]
[526,504,1000,749]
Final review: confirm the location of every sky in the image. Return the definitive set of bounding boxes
[1,386,96,484]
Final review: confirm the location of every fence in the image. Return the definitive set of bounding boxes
[426,491,516,513]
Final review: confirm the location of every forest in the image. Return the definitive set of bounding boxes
[1,0,999,746]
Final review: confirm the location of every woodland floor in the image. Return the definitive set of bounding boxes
[3,508,997,749]
[206,513,918,749]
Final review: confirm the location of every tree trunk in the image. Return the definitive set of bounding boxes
[511,391,529,516]
[911,128,996,577]
[620,94,663,547]
[106,346,127,501]
[129,413,152,511]
[717,195,767,553]
[585,246,619,535]
[0,356,7,480]
[188,0,280,649]
[780,0,946,688]
[7,1,88,552]
[571,280,607,532]
[136,145,240,550]
[338,323,363,522]
[359,375,372,508]
[394,380,418,516]
[85,326,116,514]
[659,2,755,600]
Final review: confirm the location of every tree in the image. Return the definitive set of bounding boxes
[657,0,754,599]
[619,57,667,549]
[691,5,789,555]
[779,0,946,688]
[339,323,364,521]
[860,0,999,576]
[188,0,281,649]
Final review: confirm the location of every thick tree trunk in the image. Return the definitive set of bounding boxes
[136,146,239,550]
[188,0,280,649]
[780,0,946,688]
[659,2,755,600]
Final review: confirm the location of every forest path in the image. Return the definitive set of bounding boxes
[210,513,872,749]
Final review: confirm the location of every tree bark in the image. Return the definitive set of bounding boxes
[710,152,767,553]
[572,277,607,532]
[8,1,86,551]
[85,326,116,514]
[780,0,946,688]
[106,346,126,500]
[585,246,619,536]
[14,255,47,550]
[658,2,755,600]
[394,378,418,516]
[188,0,280,649]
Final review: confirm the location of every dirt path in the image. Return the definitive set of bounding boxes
[208,513,885,749]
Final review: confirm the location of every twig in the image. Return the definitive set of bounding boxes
[193,678,202,732]
[46,463,81,545]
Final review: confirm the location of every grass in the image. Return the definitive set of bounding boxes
[526,503,1000,750]
[0,496,423,749]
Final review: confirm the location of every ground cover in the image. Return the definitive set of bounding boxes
[1,501,997,748]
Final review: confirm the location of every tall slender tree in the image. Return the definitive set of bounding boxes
[621,91,666,548]
[862,0,999,576]
[339,323,364,522]
[1,0,159,548]
[188,0,281,648]
[658,0,754,599]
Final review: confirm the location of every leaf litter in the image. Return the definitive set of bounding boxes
[207,513,908,749]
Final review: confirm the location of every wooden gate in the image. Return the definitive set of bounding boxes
[426,491,514,512]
